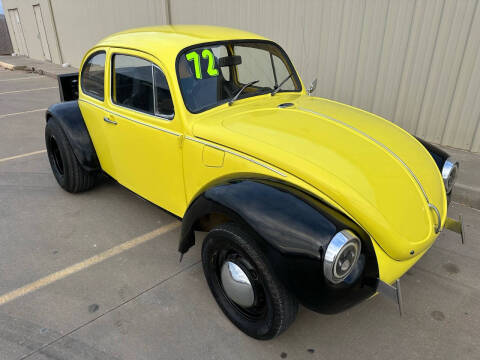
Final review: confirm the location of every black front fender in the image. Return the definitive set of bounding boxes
[180,178,378,313]
[46,101,100,172]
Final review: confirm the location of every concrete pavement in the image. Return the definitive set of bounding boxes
[0,66,479,360]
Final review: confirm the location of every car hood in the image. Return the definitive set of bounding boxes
[192,94,447,261]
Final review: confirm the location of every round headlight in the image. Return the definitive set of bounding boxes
[441,157,459,194]
[324,230,361,284]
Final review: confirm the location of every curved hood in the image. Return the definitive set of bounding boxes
[192,95,447,261]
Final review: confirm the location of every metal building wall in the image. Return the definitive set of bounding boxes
[2,0,62,62]
[170,0,480,153]
[49,0,170,67]
[1,0,479,152]
[0,14,13,55]
[1,0,170,66]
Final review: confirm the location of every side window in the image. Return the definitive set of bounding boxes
[153,66,174,117]
[112,54,154,114]
[81,51,106,100]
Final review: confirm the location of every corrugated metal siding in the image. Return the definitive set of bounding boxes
[171,0,480,152]
[50,0,169,67]
[2,0,479,151]
[0,14,13,55]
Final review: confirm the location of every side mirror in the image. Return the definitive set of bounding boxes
[307,78,317,96]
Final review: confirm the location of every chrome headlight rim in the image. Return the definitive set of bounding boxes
[323,230,362,284]
[441,157,459,194]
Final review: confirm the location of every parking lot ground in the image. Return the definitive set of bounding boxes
[0,67,479,360]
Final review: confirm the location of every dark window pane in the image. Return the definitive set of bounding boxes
[81,52,105,100]
[112,54,154,114]
[153,67,174,116]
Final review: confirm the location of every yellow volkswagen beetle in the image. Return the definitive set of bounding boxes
[46,25,461,339]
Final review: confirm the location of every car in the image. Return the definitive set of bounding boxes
[45,25,463,340]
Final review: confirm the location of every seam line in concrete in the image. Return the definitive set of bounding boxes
[18,260,200,360]
[0,108,47,118]
[0,76,41,82]
[0,221,181,307]
[0,87,57,95]
[0,150,47,163]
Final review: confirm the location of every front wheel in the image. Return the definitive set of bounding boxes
[201,223,298,340]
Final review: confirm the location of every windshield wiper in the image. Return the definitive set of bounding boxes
[271,73,292,96]
[228,80,259,106]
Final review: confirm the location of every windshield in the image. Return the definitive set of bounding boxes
[177,40,301,113]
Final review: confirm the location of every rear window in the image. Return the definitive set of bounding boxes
[81,51,105,100]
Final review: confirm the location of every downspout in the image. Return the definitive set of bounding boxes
[46,0,63,64]
[164,0,171,25]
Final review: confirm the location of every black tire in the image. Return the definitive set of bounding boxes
[202,223,298,340]
[45,116,96,193]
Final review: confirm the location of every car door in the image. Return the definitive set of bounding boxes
[79,49,116,177]
[105,49,186,216]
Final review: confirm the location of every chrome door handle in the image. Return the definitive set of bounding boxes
[103,117,117,125]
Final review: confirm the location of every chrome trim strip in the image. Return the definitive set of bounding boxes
[297,107,442,232]
[79,99,180,137]
[185,136,287,177]
[428,203,442,234]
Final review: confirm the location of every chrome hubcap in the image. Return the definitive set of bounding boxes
[220,261,254,307]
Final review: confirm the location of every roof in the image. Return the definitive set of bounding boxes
[96,25,267,66]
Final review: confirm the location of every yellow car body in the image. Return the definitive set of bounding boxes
[78,25,447,284]
[46,26,459,331]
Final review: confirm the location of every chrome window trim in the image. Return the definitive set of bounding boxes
[152,64,175,120]
[297,107,442,232]
[185,136,287,177]
[110,53,174,121]
[79,98,180,137]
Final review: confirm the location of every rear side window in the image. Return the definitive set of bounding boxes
[112,54,173,118]
[81,51,105,100]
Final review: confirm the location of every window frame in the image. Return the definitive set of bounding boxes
[81,50,106,101]
[175,39,303,114]
[110,52,174,121]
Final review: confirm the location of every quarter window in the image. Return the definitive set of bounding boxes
[81,51,106,100]
[153,67,174,116]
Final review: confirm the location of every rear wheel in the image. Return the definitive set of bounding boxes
[201,223,298,340]
[45,116,96,193]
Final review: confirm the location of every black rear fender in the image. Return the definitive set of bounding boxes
[46,101,99,172]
